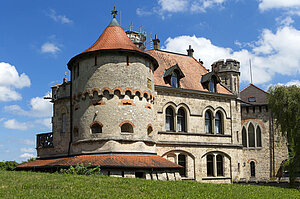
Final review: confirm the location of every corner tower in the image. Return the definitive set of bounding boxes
[67,16,158,155]
[212,59,240,95]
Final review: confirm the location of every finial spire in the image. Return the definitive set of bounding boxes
[111,5,118,18]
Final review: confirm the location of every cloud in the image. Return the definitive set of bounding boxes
[41,42,61,54]
[158,0,189,13]
[276,16,294,26]
[3,119,33,131]
[22,139,35,146]
[20,148,35,153]
[4,94,52,118]
[258,0,300,11]
[162,25,300,85]
[191,0,226,13]
[0,62,31,101]
[136,8,153,16]
[20,153,35,159]
[46,9,73,24]
[35,118,52,129]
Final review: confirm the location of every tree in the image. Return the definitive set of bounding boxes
[268,85,300,185]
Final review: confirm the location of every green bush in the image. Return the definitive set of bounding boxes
[0,161,19,171]
[59,163,100,175]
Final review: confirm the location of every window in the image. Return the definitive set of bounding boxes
[216,155,224,176]
[94,56,97,66]
[62,113,66,133]
[248,123,255,147]
[177,108,186,132]
[171,72,178,88]
[126,56,129,66]
[215,111,223,134]
[166,106,174,131]
[147,125,153,136]
[205,111,212,133]
[209,77,216,92]
[250,161,255,177]
[248,97,256,102]
[178,154,187,177]
[91,123,102,134]
[242,127,247,147]
[256,126,262,147]
[207,154,214,176]
[121,123,134,133]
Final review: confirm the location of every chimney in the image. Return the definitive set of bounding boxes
[152,34,160,50]
[187,45,194,57]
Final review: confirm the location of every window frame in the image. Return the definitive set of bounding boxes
[205,110,213,134]
[166,106,175,132]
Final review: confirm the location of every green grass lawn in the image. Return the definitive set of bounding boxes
[0,170,299,199]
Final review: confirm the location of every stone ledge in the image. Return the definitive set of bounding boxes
[157,141,242,148]
[158,131,232,137]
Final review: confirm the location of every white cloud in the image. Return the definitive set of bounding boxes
[276,16,294,27]
[158,0,189,13]
[4,94,52,118]
[41,42,61,54]
[191,0,226,13]
[20,153,35,159]
[20,148,35,153]
[3,119,33,131]
[22,139,35,146]
[136,8,153,16]
[162,25,300,85]
[0,62,31,101]
[47,9,73,24]
[35,118,52,129]
[258,0,300,11]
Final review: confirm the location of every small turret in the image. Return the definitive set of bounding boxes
[212,59,240,95]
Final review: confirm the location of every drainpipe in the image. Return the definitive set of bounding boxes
[68,69,73,156]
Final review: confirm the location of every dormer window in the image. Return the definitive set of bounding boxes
[248,97,256,102]
[171,72,179,88]
[201,72,220,93]
[163,64,185,88]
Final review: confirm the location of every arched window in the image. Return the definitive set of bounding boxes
[215,111,223,134]
[205,111,212,133]
[178,154,187,177]
[242,127,247,147]
[171,72,178,88]
[250,161,255,177]
[248,123,255,147]
[166,106,174,131]
[177,108,186,132]
[207,154,214,176]
[216,155,224,176]
[147,125,153,136]
[91,123,102,134]
[121,123,133,133]
[256,126,262,147]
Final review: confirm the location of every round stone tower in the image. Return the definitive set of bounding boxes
[67,17,158,155]
[211,59,240,95]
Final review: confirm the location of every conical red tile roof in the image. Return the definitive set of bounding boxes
[82,18,142,53]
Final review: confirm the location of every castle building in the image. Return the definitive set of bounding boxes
[18,13,288,183]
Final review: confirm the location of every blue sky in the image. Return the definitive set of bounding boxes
[0,0,300,162]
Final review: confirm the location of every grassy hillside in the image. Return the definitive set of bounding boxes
[0,170,299,198]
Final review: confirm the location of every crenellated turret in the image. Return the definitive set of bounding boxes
[212,59,240,95]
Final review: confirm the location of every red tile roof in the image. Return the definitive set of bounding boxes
[146,49,232,95]
[17,154,181,169]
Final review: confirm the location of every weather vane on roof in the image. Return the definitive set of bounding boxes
[111,5,118,18]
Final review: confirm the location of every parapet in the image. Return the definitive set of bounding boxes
[212,59,240,73]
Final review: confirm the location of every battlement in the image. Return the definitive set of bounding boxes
[212,59,240,73]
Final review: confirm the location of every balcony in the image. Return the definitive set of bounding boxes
[37,132,53,148]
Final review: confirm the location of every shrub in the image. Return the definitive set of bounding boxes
[0,161,19,171]
[59,163,100,175]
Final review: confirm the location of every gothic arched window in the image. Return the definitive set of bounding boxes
[215,111,223,134]
[166,106,175,131]
[207,154,214,176]
[216,155,224,176]
[248,123,255,147]
[205,111,213,133]
[209,77,216,92]
[177,108,186,132]
[256,126,262,147]
[242,127,247,147]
